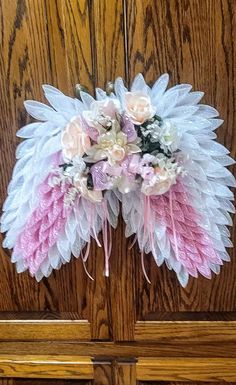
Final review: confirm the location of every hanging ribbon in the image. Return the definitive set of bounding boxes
[169,188,179,261]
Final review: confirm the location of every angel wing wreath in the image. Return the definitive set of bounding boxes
[1,74,235,287]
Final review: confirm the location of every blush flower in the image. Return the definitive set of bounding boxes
[141,169,177,196]
[83,99,120,132]
[86,123,141,166]
[124,91,156,125]
[61,116,91,161]
[141,155,183,196]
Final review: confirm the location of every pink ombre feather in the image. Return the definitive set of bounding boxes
[14,175,72,276]
[150,181,222,279]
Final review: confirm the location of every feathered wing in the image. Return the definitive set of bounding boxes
[38,189,120,281]
[161,82,235,284]
[150,181,231,286]
[121,74,235,286]
[1,86,83,248]
[10,173,120,281]
[122,180,233,288]
[122,189,189,286]
[1,74,234,284]
[1,85,121,280]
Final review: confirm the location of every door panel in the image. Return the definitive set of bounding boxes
[123,0,236,349]
[126,0,236,316]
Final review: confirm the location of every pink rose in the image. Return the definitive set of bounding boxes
[124,91,156,125]
[61,116,91,160]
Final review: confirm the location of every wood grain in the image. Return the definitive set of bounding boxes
[58,0,94,93]
[1,340,236,358]
[136,357,236,381]
[93,361,113,385]
[0,320,90,341]
[12,380,92,385]
[113,361,136,385]
[135,320,236,342]
[138,382,236,385]
[91,0,127,87]
[0,355,93,379]
[0,0,91,318]
[110,222,136,341]
[0,0,56,313]
[89,0,136,342]
[0,380,13,385]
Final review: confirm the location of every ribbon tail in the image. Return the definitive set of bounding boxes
[81,242,94,280]
[102,201,112,277]
[141,250,151,284]
[169,188,179,260]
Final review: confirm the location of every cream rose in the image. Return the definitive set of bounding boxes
[86,125,141,166]
[61,116,91,161]
[141,169,176,196]
[124,91,156,125]
[109,144,126,162]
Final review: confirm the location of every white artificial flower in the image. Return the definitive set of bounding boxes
[141,154,183,196]
[86,122,141,166]
[124,91,156,125]
[114,175,139,194]
[158,120,181,152]
[61,116,91,161]
[83,99,121,132]
[63,156,86,179]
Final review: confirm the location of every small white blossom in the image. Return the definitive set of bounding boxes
[142,120,161,141]
[64,186,79,207]
[159,120,181,152]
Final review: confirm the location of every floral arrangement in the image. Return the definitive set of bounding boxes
[1,74,235,286]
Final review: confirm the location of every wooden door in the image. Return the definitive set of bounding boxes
[0,0,235,384]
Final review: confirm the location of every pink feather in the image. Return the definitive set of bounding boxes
[150,181,222,279]
[14,175,72,276]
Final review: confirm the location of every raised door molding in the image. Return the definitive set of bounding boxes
[136,357,236,382]
[134,319,236,343]
[0,355,93,380]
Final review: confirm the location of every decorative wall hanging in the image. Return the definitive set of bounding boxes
[1,74,235,287]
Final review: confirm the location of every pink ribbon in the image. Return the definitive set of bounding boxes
[102,200,112,277]
[169,188,179,261]
[142,195,152,284]
[81,245,94,281]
